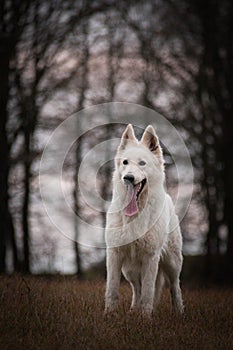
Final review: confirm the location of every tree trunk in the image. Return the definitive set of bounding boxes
[22,129,31,273]
[0,42,12,273]
[74,138,83,279]
[73,20,90,278]
[222,124,233,281]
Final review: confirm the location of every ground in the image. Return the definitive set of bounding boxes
[0,276,232,349]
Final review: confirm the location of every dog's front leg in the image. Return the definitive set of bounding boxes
[140,255,159,315]
[105,248,122,313]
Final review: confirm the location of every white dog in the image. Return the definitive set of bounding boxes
[105,124,184,315]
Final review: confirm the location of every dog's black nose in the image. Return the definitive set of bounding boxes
[123,174,135,184]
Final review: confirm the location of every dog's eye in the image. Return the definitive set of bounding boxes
[139,160,146,166]
[123,159,128,165]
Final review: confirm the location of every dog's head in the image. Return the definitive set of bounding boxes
[115,124,164,217]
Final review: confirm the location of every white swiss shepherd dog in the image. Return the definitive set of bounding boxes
[105,124,184,316]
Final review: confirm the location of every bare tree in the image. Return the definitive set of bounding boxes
[0,0,30,273]
[192,0,233,280]
[73,19,90,278]
[1,0,116,273]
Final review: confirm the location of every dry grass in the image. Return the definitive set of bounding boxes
[0,276,233,350]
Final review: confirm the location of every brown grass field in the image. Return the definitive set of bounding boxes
[0,276,233,350]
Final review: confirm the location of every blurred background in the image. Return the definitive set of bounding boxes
[0,0,233,285]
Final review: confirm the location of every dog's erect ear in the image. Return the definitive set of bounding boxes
[118,124,137,153]
[141,125,159,152]
[141,125,163,163]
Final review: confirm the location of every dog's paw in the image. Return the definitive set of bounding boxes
[104,307,118,320]
[141,307,153,319]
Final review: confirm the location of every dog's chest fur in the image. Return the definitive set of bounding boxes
[119,232,160,264]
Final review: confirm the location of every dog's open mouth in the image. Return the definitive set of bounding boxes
[136,178,147,200]
[124,179,147,217]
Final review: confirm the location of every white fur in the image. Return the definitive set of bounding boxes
[105,124,184,315]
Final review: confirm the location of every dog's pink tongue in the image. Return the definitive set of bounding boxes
[124,184,140,217]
